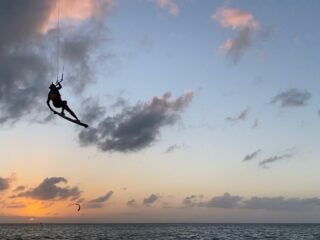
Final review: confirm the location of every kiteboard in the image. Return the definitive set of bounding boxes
[53,111,88,128]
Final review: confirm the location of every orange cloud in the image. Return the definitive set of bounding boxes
[212,8,259,30]
[42,0,115,33]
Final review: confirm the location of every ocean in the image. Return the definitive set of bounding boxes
[0,223,320,239]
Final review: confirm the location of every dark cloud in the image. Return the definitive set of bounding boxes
[13,177,81,201]
[86,191,113,208]
[0,0,111,125]
[81,98,106,124]
[143,194,160,206]
[0,0,57,124]
[13,185,26,192]
[0,176,13,192]
[89,191,113,203]
[0,1,53,47]
[0,173,16,192]
[259,154,292,168]
[78,92,193,152]
[243,196,320,211]
[270,89,311,108]
[226,108,249,122]
[191,192,320,212]
[0,47,51,124]
[182,195,203,208]
[199,193,242,208]
[59,17,109,92]
[127,199,139,208]
[242,149,261,162]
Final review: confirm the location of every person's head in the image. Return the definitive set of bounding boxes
[49,83,56,90]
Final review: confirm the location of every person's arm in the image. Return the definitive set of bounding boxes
[56,82,62,90]
[47,95,55,113]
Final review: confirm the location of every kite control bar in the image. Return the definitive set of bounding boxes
[56,66,64,86]
[56,73,63,85]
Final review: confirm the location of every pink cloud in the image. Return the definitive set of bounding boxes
[156,0,179,16]
[42,0,115,33]
[212,7,268,63]
[212,8,259,30]
[219,38,233,52]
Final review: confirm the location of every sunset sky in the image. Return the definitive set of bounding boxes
[1,0,320,223]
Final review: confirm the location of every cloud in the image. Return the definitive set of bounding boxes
[13,177,81,201]
[13,185,26,192]
[0,175,15,192]
[190,193,320,212]
[270,89,311,108]
[213,7,270,63]
[221,27,252,63]
[0,1,53,47]
[78,91,193,152]
[155,0,179,16]
[163,144,182,154]
[242,149,261,162]
[212,8,259,30]
[86,191,113,208]
[0,45,51,124]
[182,195,203,208]
[259,154,292,168]
[226,108,249,122]
[199,192,242,208]
[81,98,106,124]
[89,191,113,203]
[243,196,320,211]
[0,177,11,192]
[44,0,115,32]
[111,97,127,110]
[0,0,113,125]
[143,194,160,206]
[127,199,139,208]
[6,202,26,209]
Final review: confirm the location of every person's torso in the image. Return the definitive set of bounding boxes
[49,90,61,101]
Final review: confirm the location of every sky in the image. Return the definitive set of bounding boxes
[1,0,320,223]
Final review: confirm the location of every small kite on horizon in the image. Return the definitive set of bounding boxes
[74,203,81,212]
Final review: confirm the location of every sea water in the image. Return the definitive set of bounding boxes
[0,223,320,239]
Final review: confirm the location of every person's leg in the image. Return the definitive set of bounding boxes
[64,102,79,121]
[53,101,62,112]
[61,101,67,115]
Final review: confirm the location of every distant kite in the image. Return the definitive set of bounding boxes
[74,203,81,212]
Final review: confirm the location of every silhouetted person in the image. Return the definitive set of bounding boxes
[47,82,79,121]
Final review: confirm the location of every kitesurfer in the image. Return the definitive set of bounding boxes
[47,81,80,121]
